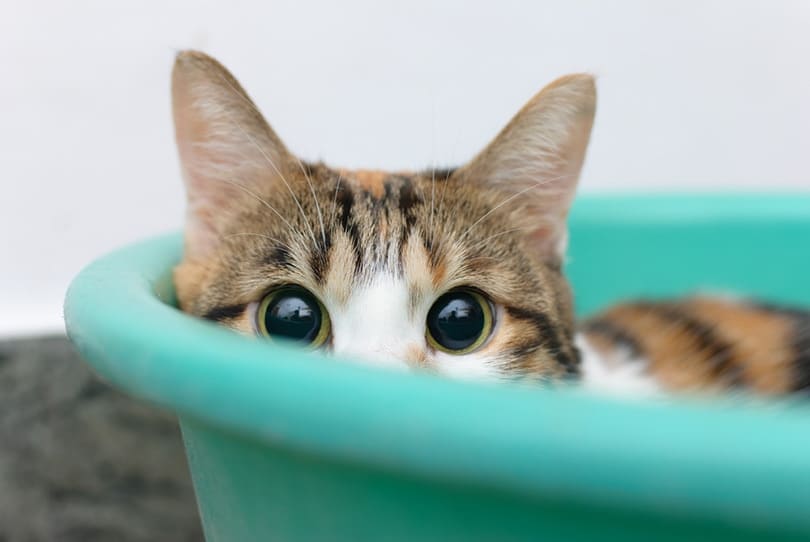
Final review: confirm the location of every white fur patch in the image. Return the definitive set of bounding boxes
[327,271,502,380]
[576,333,661,398]
[432,349,504,381]
[329,273,423,371]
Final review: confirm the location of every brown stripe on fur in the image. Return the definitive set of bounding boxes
[420,233,448,288]
[790,319,810,392]
[201,301,254,334]
[308,231,333,283]
[683,298,797,393]
[333,183,363,274]
[747,302,810,392]
[396,178,421,228]
[505,306,580,375]
[583,298,801,394]
[263,244,293,268]
[201,303,247,322]
[474,306,574,380]
[581,319,643,358]
[642,302,746,386]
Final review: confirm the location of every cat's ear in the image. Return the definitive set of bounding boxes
[456,74,596,261]
[172,50,292,262]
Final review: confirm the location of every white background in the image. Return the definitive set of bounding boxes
[1,1,809,336]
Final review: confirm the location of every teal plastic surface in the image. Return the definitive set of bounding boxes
[65,195,810,541]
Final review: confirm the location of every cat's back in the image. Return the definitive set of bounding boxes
[579,297,810,395]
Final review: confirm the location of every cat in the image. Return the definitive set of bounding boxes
[171,50,810,396]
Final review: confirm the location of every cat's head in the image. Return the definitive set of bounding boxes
[172,50,595,382]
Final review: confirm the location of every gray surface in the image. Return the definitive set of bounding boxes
[0,335,203,541]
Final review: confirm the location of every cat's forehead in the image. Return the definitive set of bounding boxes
[205,160,557,315]
[225,163,525,295]
[336,169,425,212]
[317,168,455,301]
[305,165,455,200]
[215,164,513,305]
[337,169,406,198]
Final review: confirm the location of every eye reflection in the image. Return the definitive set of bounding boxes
[426,290,493,354]
[255,287,330,348]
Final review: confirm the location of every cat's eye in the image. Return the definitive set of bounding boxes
[426,290,493,354]
[255,287,330,348]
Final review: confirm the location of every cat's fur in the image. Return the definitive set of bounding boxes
[172,50,810,396]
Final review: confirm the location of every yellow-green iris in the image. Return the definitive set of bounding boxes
[426,289,493,354]
[256,287,330,348]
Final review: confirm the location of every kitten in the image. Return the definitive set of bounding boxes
[172,50,810,396]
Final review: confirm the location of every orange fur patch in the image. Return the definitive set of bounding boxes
[586,298,797,393]
[686,299,795,393]
[339,169,388,198]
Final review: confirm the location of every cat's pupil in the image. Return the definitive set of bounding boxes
[265,291,321,343]
[428,292,486,351]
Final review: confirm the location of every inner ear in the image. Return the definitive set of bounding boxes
[171,50,294,262]
[455,74,596,260]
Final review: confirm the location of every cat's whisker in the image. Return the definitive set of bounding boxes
[457,173,576,242]
[293,157,328,247]
[436,165,452,221]
[461,255,503,269]
[331,171,343,225]
[212,177,295,231]
[473,226,537,248]
[232,121,320,248]
[212,71,322,248]
[430,163,436,233]
[223,232,285,245]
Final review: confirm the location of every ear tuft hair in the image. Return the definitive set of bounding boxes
[172,50,292,262]
[456,74,596,260]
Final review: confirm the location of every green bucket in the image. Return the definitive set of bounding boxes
[65,195,810,541]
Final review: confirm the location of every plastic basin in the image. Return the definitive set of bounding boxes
[65,195,810,541]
